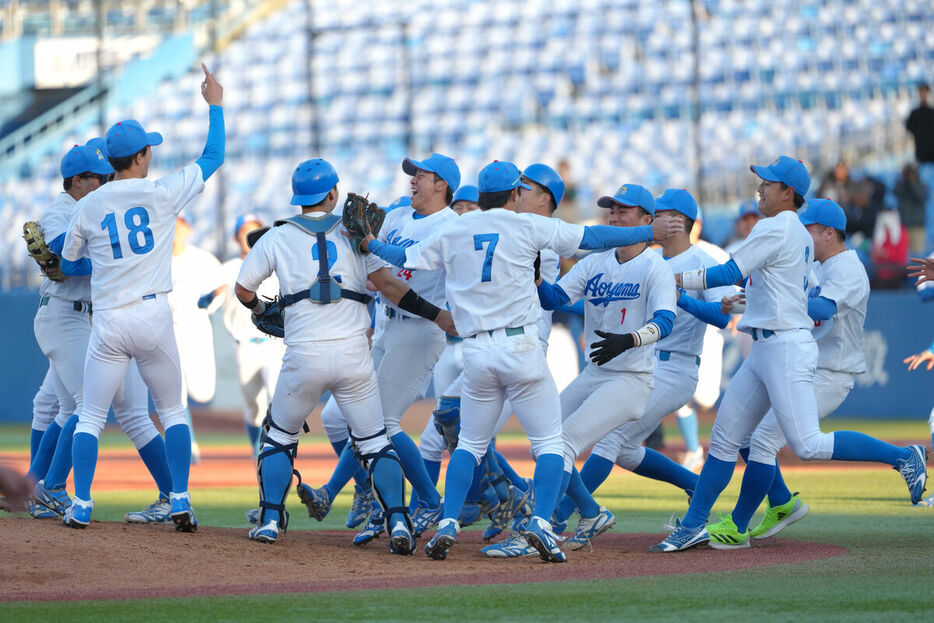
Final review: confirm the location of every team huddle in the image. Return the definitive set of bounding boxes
[14,66,929,561]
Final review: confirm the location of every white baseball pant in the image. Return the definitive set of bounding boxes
[319,333,388,443]
[708,328,834,463]
[175,317,217,405]
[76,295,187,438]
[693,326,723,409]
[266,335,389,457]
[31,366,60,432]
[591,353,700,469]
[419,339,463,462]
[33,297,91,425]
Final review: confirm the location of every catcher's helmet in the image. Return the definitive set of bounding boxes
[522,163,565,208]
[291,158,339,206]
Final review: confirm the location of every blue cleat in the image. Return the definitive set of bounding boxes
[896,445,928,505]
[297,483,331,521]
[564,506,615,551]
[249,519,281,544]
[346,485,372,528]
[124,493,172,524]
[424,518,459,560]
[411,498,443,537]
[62,497,93,529]
[389,517,416,556]
[648,518,709,553]
[169,492,198,532]
[353,499,385,546]
[34,480,71,516]
[521,516,567,563]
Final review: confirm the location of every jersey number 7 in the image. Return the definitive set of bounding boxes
[101,207,154,260]
[473,233,499,282]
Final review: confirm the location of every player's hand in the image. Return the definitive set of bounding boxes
[907,257,934,284]
[0,465,34,512]
[197,291,216,309]
[721,293,745,314]
[674,272,682,288]
[200,62,223,106]
[651,214,684,242]
[903,350,934,372]
[589,330,637,366]
[435,309,457,335]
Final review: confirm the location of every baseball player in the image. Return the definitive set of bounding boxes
[59,63,225,530]
[169,212,224,461]
[529,189,734,554]
[198,214,284,454]
[450,184,479,215]
[363,160,683,562]
[298,154,461,541]
[651,156,928,553]
[704,199,872,543]
[235,158,455,553]
[903,251,934,507]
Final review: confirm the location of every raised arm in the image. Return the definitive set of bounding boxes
[195,63,225,181]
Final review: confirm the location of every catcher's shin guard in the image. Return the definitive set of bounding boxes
[349,430,413,544]
[432,396,461,451]
[255,412,305,532]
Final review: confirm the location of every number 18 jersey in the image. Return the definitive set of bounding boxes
[62,163,205,310]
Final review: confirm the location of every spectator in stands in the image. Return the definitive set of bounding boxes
[906,83,934,253]
[557,160,579,221]
[844,174,885,245]
[895,162,928,255]
[817,160,859,210]
[870,205,909,289]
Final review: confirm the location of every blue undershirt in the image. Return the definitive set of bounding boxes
[702,259,744,288]
[195,105,225,181]
[677,291,730,329]
[49,233,92,275]
[807,296,837,321]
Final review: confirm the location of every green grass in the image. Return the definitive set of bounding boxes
[2,421,933,621]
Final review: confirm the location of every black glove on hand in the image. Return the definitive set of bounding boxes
[589,330,636,366]
[533,252,541,281]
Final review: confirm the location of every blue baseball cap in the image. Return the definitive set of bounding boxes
[60,141,114,178]
[105,119,163,159]
[83,138,115,174]
[750,156,810,197]
[478,161,531,193]
[233,213,265,239]
[738,198,760,218]
[799,198,846,232]
[522,163,565,207]
[385,196,412,212]
[451,184,479,204]
[402,153,461,192]
[654,188,697,221]
[597,183,655,216]
[291,158,339,206]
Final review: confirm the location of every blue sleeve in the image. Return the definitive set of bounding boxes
[537,281,571,310]
[49,233,92,275]
[807,296,837,321]
[195,105,225,181]
[678,291,730,329]
[557,299,585,316]
[368,239,407,267]
[652,309,675,339]
[579,225,653,250]
[704,259,744,288]
[919,288,934,303]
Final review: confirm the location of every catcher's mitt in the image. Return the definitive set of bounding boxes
[251,298,284,338]
[341,193,385,254]
[23,221,65,282]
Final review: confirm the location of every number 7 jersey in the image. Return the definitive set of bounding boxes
[62,163,205,310]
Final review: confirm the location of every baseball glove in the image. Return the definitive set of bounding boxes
[251,298,285,338]
[23,221,65,282]
[341,192,385,254]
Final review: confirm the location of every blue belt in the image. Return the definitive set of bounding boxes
[750,328,774,341]
[659,350,700,366]
[446,334,464,344]
[467,327,525,339]
[39,295,92,314]
[142,293,156,301]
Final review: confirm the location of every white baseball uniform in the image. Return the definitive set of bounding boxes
[31,366,60,432]
[590,245,736,469]
[237,214,391,457]
[550,247,677,470]
[218,257,284,429]
[169,244,223,404]
[746,248,869,462]
[705,210,835,463]
[401,208,586,461]
[63,163,206,438]
[693,239,731,408]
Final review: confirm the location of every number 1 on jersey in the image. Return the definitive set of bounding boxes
[473,233,499,282]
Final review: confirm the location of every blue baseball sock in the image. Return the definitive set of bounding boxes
[494,449,527,489]
[371,449,406,525]
[483,450,510,500]
[565,467,601,518]
[831,431,907,466]
[27,420,62,480]
[258,443,293,524]
[137,435,173,498]
[324,443,361,500]
[532,453,565,521]
[731,460,776,533]
[424,458,441,486]
[329,439,370,491]
[739,447,750,463]
[465,461,488,502]
[554,495,577,523]
[42,415,79,488]
[71,432,99,501]
[246,424,261,455]
[441,448,477,521]
[579,454,615,492]
[681,455,735,529]
[676,409,700,452]
[633,448,699,492]
[391,432,440,507]
[329,439,347,457]
[164,424,192,493]
[30,428,44,463]
[766,463,793,508]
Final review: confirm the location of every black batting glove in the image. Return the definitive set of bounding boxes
[589,330,636,366]
[533,252,541,282]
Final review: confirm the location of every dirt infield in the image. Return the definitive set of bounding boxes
[0,518,847,602]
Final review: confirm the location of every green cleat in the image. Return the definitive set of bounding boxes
[707,513,750,550]
[749,493,810,540]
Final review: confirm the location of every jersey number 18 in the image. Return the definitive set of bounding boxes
[101,207,154,260]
